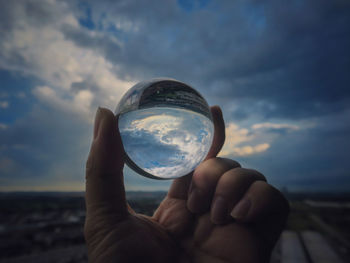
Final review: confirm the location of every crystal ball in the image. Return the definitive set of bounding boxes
[115,78,214,179]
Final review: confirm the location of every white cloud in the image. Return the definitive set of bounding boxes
[119,108,214,178]
[0,123,8,130]
[229,143,270,156]
[130,114,182,135]
[32,86,95,121]
[219,122,270,157]
[252,122,300,131]
[219,121,303,157]
[0,0,134,120]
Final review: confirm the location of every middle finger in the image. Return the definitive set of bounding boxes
[187,157,240,213]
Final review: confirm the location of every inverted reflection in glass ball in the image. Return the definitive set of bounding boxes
[115,79,214,179]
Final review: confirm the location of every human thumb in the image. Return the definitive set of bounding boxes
[85,107,128,225]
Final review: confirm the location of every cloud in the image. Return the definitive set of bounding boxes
[3,0,349,121]
[252,122,300,131]
[229,143,270,157]
[119,108,213,178]
[0,157,15,174]
[219,123,271,157]
[0,104,91,191]
[33,86,94,120]
[60,0,350,120]
[0,0,134,120]
[0,0,349,191]
[0,101,9,108]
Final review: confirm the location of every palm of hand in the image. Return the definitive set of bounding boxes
[86,196,270,263]
[84,107,288,263]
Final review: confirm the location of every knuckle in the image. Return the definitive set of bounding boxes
[197,157,240,174]
[193,158,241,190]
[221,168,246,185]
[223,167,266,183]
[247,168,266,181]
[218,157,241,169]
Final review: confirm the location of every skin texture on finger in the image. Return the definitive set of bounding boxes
[210,168,266,224]
[233,181,289,223]
[232,181,290,247]
[85,108,128,240]
[187,158,241,214]
[190,213,267,263]
[86,214,183,263]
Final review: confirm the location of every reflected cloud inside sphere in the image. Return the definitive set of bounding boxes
[119,107,214,179]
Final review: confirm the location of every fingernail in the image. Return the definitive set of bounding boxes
[94,107,103,139]
[231,198,251,220]
[211,196,228,224]
[187,188,205,213]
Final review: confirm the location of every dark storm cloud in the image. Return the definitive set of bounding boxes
[0,0,71,74]
[0,0,57,32]
[0,104,91,186]
[61,24,122,56]
[62,0,350,119]
[71,78,100,94]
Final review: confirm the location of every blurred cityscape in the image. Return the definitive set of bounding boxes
[0,190,349,263]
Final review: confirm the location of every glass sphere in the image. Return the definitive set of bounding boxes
[115,78,214,179]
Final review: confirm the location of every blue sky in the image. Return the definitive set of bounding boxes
[0,0,349,192]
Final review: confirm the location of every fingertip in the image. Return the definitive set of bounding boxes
[231,182,290,223]
[86,106,127,218]
[94,107,118,141]
[210,105,223,119]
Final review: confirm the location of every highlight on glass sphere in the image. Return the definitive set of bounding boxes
[115,78,214,179]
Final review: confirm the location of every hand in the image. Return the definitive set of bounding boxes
[84,106,289,263]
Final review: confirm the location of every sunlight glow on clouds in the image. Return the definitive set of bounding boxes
[219,123,270,157]
[219,121,303,157]
[252,122,300,131]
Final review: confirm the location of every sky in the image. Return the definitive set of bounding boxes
[119,107,214,179]
[0,0,349,192]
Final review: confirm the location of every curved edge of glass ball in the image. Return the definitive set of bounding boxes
[115,78,214,180]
